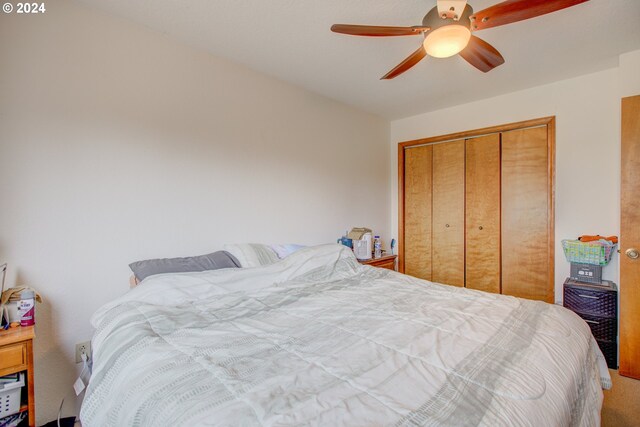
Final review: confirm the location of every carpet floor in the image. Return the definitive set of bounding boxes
[602,369,640,426]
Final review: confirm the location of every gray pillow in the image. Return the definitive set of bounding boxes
[129,251,240,281]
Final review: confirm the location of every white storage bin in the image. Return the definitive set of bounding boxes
[0,373,25,419]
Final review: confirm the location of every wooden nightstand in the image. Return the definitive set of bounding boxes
[359,255,397,271]
[0,326,35,427]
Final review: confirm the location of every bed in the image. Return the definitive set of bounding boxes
[81,244,609,426]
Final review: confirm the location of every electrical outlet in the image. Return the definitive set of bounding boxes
[75,341,92,363]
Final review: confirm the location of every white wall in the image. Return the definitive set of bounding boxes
[0,1,389,423]
[390,53,640,304]
[620,50,640,97]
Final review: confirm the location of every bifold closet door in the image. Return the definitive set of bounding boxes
[403,145,433,280]
[501,126,552,302]
[465,135,501,293]
[432,140,465,286]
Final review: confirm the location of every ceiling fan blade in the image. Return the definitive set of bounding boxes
[331,24,429,37]
[470,0,589,31]
[459,35,505,73]
[381,46,427,80]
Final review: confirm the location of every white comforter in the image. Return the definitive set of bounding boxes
[81,245,607,426]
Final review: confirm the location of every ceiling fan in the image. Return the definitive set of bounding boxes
[331,0,589,79]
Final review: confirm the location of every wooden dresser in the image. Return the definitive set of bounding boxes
[0,326,35,426]
[359,255,397,271]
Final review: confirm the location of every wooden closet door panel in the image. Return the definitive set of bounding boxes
[620,95,640,379]
[432,140,465,286]
[501,126,552,302]
[465,134,501,294]
[404,145,433,280]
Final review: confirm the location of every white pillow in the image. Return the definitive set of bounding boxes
[223,244,280,268]
[269,244,306,259]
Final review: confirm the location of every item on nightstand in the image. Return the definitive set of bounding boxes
[353,239,372,260]
[562,238,616,266]
[18,290,35,327]
[348,228,373,260]
[1,287,42,326]
[578,235,618,244]
[569,263,603,284]
[337,233,353,249]
[373,236,382,258]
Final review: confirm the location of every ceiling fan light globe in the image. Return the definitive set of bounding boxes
[423,25,471,58]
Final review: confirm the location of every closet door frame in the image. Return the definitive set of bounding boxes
[398,116,555,299]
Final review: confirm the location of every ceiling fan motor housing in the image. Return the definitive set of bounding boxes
[422,4,474,36]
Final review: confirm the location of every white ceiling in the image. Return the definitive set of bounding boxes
[77,0,640,119]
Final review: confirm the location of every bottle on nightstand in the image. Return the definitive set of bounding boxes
[373,236,382,258]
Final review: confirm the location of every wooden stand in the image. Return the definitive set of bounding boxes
[0,326,35,427]
[358,255,398,271]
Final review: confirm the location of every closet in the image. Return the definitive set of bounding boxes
[398,118,555,302]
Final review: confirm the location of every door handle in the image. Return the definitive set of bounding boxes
[626,248,640,260]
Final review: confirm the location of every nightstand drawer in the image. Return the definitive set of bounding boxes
[596,339,618,369]
[370,259,396,270]
[0,342,26,374]
[359,255,397,271]
[579,312,617,341]
[563,282,617,318]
